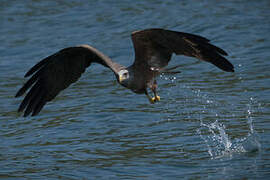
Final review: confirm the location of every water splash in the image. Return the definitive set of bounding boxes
[242,97,261,153]
[160,74,261,159]
[198,120,243,159]
[160,74,177,82]
[197,98,261,159]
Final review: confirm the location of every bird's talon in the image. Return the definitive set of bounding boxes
[149,97,155,104]
[149,95,160,103]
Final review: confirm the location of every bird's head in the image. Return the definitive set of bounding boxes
[117,69,130,87]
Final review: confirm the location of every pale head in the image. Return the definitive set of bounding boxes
[118,69,129,83]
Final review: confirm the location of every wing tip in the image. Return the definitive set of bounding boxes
[24,71,31,78]
[226,68,235,72]
[216,59,235,72]
[15,89,24,98]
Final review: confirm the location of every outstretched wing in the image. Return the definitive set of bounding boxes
[15,44,124,117]
[131,28,234,72]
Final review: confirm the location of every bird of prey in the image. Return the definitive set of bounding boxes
[15,28,234,117]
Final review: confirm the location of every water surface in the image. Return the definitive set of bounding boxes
[1,0,270,179]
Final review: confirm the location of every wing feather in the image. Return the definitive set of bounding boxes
[15,45,123,116]
[131,28,234,72]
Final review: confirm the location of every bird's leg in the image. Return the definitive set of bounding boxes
[151,80,160,102]
[145,80,160,104]
[145,90,155,104]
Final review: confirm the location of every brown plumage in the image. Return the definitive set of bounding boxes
[15,28,234,117]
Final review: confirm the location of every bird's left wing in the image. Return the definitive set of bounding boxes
[131,28,234,72]
[15,45,124,117]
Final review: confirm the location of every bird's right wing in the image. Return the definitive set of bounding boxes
[131,29,234,72]
[15,45,124,117]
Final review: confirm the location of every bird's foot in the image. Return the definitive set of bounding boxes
[149,95,161,104]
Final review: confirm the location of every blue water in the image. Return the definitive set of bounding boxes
[1,0,270,179]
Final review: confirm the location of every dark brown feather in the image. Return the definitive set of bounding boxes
[131,28,234,72]
[15,45,124,116]
[16,29,234,117]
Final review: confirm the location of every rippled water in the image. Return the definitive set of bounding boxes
[1,0,270,179]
